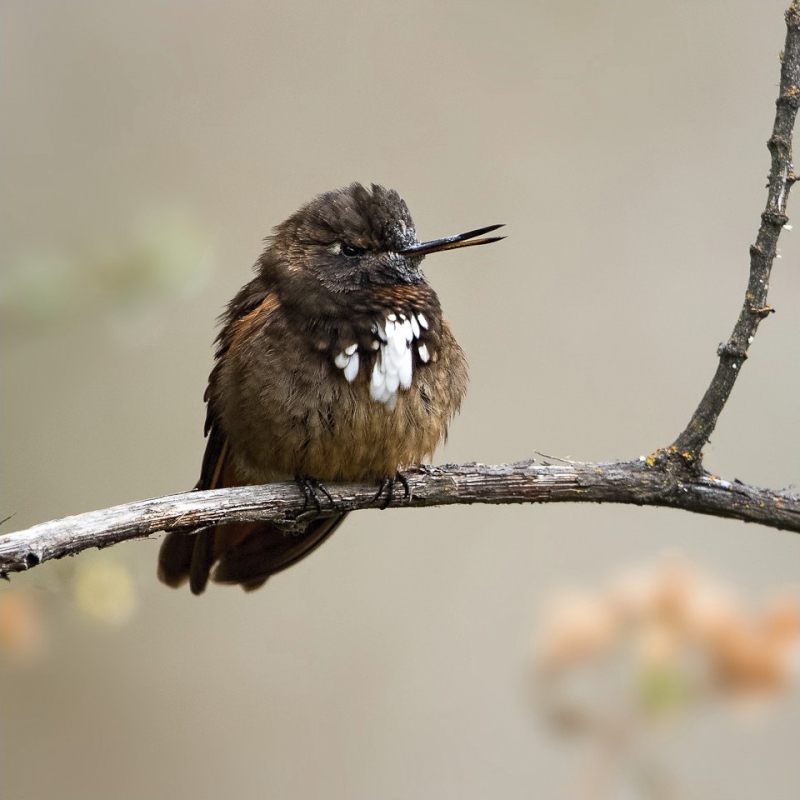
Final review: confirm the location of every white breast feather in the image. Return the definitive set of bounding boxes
[333,312,429,411]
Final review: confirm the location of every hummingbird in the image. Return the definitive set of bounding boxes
[157,183,503,593]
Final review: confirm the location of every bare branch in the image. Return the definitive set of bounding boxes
[674,1,800,459]
[1,461,798,578]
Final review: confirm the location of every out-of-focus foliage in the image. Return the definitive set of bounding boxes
[0,588,47,664]
[73,559,137,625]
[2,208,213,344]
[538,555,799,701]
[0,555,138,665]
[533,554,799,798]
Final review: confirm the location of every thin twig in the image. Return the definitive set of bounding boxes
[673,1,800,459]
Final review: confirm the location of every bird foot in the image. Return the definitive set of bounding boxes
[372,472,411,510]
[295,475,334,514]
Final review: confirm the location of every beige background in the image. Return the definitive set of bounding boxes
[1,2,798,799]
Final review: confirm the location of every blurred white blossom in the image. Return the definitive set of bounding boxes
[73,559,137,625]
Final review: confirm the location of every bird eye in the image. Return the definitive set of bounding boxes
[341,243,365,258]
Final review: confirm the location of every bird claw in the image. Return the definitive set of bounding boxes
[295,476,334,513]
[372,472,411,510]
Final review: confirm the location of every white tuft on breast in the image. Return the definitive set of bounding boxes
[335,312,429,406]
[343,351,360,382]
[368,310,428,408]
[334,345,360,383]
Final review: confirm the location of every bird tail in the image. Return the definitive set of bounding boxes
[157,514,348,594]
[157,422,347,593]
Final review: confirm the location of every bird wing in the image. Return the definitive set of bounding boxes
[158,283,348,593]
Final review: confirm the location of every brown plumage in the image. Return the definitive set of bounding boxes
[157,183,502,593]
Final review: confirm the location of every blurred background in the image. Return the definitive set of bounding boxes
[1,2,799,798]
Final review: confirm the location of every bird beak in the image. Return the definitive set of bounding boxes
[399,224,505,258]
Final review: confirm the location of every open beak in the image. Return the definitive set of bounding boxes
[400,224,505,258]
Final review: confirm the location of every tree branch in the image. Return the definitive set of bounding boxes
[1,3,798,579]
[1,461,798,578]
